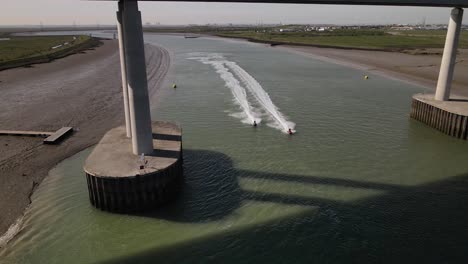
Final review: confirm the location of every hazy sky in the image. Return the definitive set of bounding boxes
[2,0,467,26]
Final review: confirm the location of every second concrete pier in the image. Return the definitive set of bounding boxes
[411,93,468,140]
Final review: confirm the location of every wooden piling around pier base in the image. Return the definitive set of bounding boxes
[411,94,468,140]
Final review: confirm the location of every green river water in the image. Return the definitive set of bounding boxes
[1,34,468,263]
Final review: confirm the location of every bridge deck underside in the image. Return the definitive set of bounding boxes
[96,0,468,8]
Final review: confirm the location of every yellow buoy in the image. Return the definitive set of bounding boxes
[364,75,369,80]
[172,83,177,89]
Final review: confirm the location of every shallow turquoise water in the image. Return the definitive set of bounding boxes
[2,34,468,264]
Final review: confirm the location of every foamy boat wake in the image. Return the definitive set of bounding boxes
[188,52,295,133]
[188,53,259,125]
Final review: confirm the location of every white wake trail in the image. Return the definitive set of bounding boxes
[187,53,295,133]
[225,61,295,133]
[188,53,259,125]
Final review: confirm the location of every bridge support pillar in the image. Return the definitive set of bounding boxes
[435,7,463,101]
[117,2,132,138]
[121,0,154,155]
[83,0,183,214]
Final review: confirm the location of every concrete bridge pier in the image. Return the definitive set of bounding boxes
[84,0,184,213]
[435,7,464,101]
[121,0,154,155]
[411,7,468,140]
[116,2,132,138]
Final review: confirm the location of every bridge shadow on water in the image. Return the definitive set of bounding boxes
[102,149,468,264]
[139,149,242,222]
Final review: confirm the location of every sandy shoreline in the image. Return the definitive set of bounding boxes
[202,34,467,96]
[0,40,170,240]
[279,45,468,97]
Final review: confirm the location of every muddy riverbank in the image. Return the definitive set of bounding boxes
[0,39,170,239]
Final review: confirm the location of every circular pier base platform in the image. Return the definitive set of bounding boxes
[83,121,183,213]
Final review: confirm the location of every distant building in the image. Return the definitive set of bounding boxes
[390,26,415,30]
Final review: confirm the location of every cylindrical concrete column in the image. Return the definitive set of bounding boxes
[435,7,464,101]
[117,1,132,138]
[122,0,154,155]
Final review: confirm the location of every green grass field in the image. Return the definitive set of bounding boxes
[0,35,92,63]
[143,26,468,50]
[216,29,468,50]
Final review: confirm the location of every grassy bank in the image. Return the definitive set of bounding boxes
[216,29,468,51]
[0,35,101,70]
[143,25,468,51]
